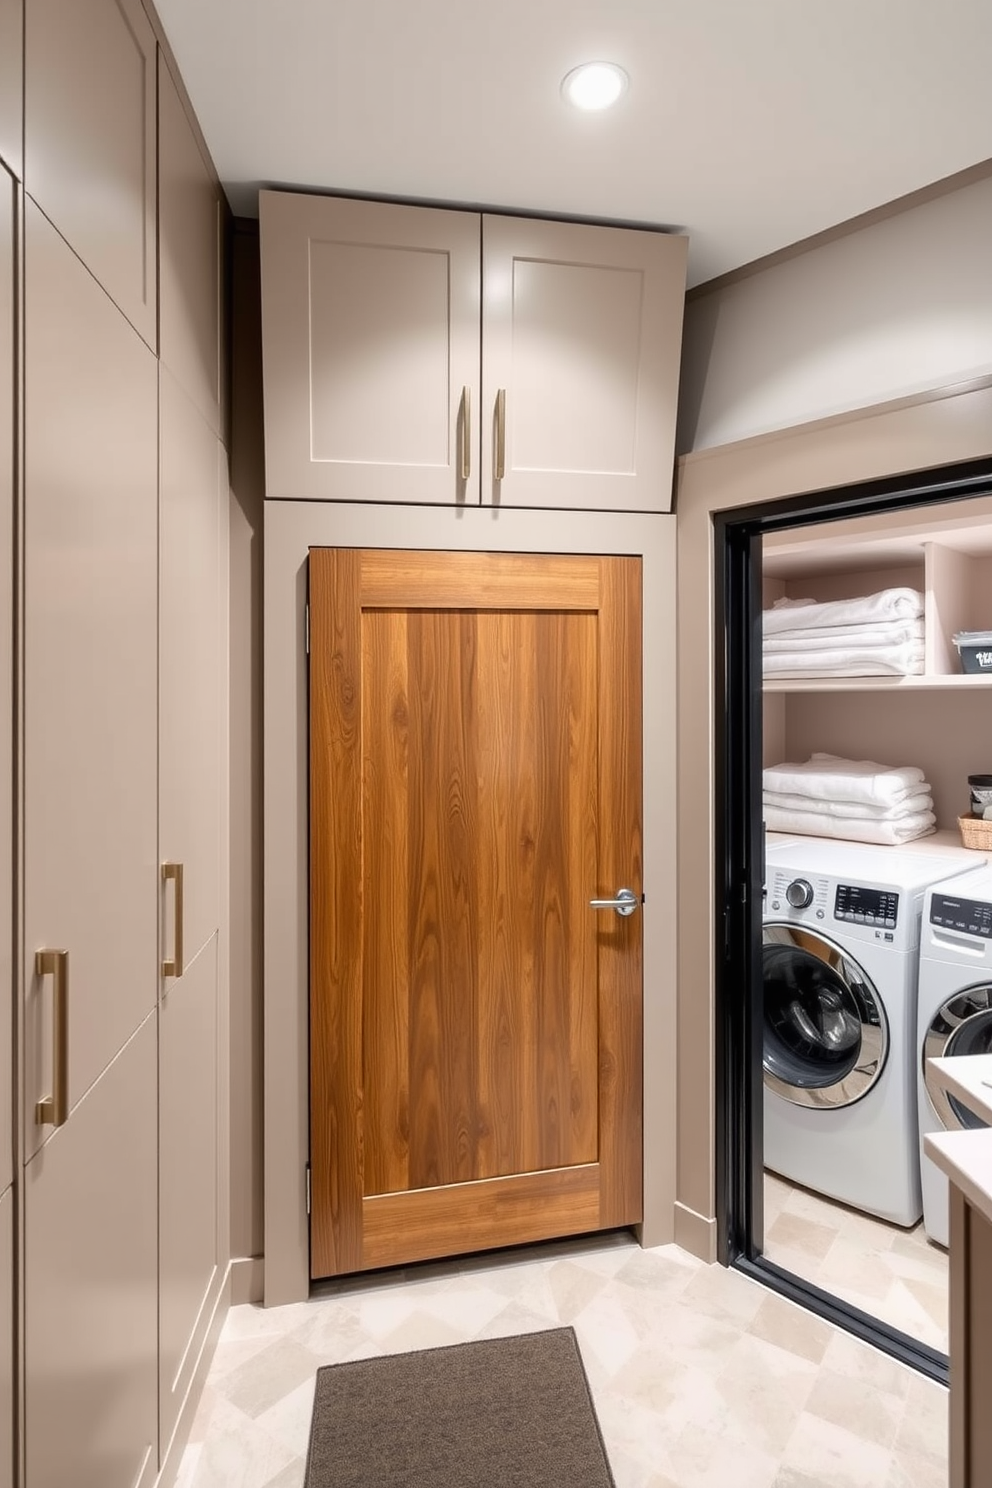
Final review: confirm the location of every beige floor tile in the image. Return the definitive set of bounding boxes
[748,1291,834,1365]
[778,1410,894,1487]
[885,1447,947,1488]
[218,1337,321,1420]
[819,1331,914,1401]
[804,1367,905,1450]
[766,1210,839,1263]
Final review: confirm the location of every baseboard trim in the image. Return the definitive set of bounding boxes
[231,1254,265,1305]
[155,1263,232,1488]
[674,1201,718,1263]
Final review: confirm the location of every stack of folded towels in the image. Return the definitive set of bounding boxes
[763,587,925,678]
[763,753,936,845]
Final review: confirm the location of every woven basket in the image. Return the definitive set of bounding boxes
[958,814,992,851]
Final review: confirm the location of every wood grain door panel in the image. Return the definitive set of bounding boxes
[309,549,642,1278]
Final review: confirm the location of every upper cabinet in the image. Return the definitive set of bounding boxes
[159,55,225,436]
[24,0,157,349]
[0,0,23,178]
[259,190,687,512]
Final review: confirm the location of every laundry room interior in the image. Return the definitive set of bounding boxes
[756,485,992,1358]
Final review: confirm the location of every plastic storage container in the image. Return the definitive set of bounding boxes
[953,631,992,674]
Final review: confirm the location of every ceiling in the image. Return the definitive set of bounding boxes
[154,0,992,288]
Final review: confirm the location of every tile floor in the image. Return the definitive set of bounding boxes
[762,1171,949,1354]
[178,1231,948,1488]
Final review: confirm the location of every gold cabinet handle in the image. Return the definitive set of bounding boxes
[35,949,68,1127]
[459,385,471,481]
[162,861,184,978]
[495,388,506,481]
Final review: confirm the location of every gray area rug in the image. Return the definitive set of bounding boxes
[303,1326,616,1487]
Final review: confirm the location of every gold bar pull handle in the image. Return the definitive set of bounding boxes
[495,388,506,481]
[35,949,68,1127]
[162,861,184,978]
[459,385,471,482]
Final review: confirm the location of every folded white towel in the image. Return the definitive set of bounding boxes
[763,803,936,846]
[763,754,927,808]
[762,788,933,822]
[763,619,925,653]
[763,641,924,677]
[762,588,924,637]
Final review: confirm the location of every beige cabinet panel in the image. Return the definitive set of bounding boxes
[260,190,481,503]
[23,202,157,1161]
[159,57,223,435]
[0,1186,12,1488]
[25,1014,157,1488]
[160,368,222,969]
[25,0,157,348]
[159,935,219,1457]
[481,215,687,513]
[0,0,22,178]
[0,171,12,1198]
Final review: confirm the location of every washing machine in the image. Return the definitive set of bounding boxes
[917,863,992,1247]
[763,839,980,1226]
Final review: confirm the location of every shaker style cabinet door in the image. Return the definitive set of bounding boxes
[160,366,222,972]
[0,1188,11,1488]
[159,56,224,436]
[480,215,687,513]
[0,168,12,1201]
[159,935,220,1459]
[0,0,22,177]
[259,190,481,504]
[24,0,157,349]
[25,1013,158,1488]
[23,201,158,1163]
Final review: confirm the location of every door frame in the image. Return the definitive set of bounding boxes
[714,455,992,1384]
[263,500,677,1304]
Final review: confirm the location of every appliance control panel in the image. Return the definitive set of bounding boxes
[930,893,992,939]
[834,883,899,929]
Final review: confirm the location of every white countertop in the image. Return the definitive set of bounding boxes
[925,1055,992,1227]
[928,1055,992,1125]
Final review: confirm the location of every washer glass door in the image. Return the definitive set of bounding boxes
[763,925,888,1108]
[923,984,992,1130]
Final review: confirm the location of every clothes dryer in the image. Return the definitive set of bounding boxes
[917,863,992,1247]
[762,839,980,1226]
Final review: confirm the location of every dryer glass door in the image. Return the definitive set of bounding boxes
[763,925,888,1108]
[923,984,992,1130]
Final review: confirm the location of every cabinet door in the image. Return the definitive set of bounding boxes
[0,0,22,178]
[160,368,222,968]
[159,56,223,435]
[0,1186,12,1488]
[25,1013,158,1488]
[24,0,157,348]
[0,169,12,1200]
[23,202,158,1162]
[260,191,480,504]
[481,215,687,513]
[159,935,219,1457]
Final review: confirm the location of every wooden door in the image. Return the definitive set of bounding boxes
[309,548,642,1278]
[480,214,687,514]
[259,191,480,504]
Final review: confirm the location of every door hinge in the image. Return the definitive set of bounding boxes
[305,1163,311,1216]
[305,602,310,657]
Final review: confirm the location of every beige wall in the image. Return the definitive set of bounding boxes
[674,379,992,1258]
[678,172,992,454]
[263,500,679,1303]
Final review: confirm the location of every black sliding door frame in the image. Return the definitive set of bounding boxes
[714,454,992,1385]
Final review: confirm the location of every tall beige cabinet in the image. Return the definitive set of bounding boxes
[2,2,232,1485]
[1,159,16,1488]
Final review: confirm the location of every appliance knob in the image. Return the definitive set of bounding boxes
[786,878,814,909]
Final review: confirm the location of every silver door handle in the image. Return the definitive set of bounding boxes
[589,888,639,917]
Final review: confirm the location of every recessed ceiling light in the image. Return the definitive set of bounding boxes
[561,62,629,112]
